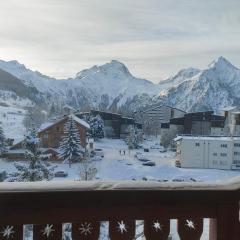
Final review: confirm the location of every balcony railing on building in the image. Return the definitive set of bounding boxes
[0,178,239,240]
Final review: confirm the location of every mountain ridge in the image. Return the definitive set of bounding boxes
[0,56,239,114]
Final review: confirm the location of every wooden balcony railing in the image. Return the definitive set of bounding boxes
[0,178,239,240]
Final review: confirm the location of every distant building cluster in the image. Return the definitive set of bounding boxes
[6,108,142,161]
[171,106,240,170]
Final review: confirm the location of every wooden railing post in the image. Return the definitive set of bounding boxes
[211,202,240,240]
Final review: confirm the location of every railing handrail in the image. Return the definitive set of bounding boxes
[0,176,240,192]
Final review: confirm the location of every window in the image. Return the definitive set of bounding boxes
[220,144,227,148]
[213,153,217,156]
[43,133,48,139]
[56,126,60,131]
[220,153,227,157]
[220,160,228,166]
[195,142,200,147]
[233,160,240,165]
[234,152,240,156]
[234,143,240,147]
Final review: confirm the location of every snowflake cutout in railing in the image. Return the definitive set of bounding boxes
[117,221,127,234]
[42,224,55,238]
[1,225,15,239]
[79,222,93,235]
[185,220,195,230]
[152,221,163,232]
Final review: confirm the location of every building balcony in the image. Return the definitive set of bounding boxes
[0,179,239,239]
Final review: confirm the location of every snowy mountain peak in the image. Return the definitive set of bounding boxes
[158,67,201,89]
[208,56,238,71]
[76,60,132,80]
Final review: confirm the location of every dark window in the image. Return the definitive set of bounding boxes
[220,153,227,157]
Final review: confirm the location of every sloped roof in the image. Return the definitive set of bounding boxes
[70,114,90,129]
[39,114,90,133]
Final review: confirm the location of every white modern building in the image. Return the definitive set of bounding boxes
[175,136,240,170]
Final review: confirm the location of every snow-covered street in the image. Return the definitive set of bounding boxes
[1,138,240,183]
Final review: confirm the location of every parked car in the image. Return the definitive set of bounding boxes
[135,153,150,162]
[92,148,104,158]
[160,149,167,153]
[144,148,149,152]
[175,160,181,168]
[150,143,162,149]
[91,156,102,161]
[54,171,68,178]
[90,149,104,158]
[142,161,156,166]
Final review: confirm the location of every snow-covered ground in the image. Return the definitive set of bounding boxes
[41,138,240,182]
[0,105,26,143]
[1,137,239,240]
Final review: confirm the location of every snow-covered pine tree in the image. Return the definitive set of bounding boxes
[89,114,104,140]
[9,128,55,182]
[127,125,138,150]
[0,125,7,155]
[58,116,85,166]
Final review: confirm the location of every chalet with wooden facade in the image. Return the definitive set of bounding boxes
[8,115,90,161]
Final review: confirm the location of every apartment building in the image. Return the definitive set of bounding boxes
[134,104,185,135]
[175,136,240,170]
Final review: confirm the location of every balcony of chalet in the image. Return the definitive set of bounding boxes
[0,178,239,240]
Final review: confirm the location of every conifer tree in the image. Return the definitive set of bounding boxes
[9,128,55,182]
[58,116,85,167]
[127,125,138,150]
[0,125,7,155]
[89,114,104,140]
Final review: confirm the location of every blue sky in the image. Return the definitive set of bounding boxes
[0,0,240,82]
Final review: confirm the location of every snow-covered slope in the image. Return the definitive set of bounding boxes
[0,106,27,143]
[0,59,161,110]
[159,67,201,90]
[0,60,65,93]
[0,56,239,114]
[160,57,240,113]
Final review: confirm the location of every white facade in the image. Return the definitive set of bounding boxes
[176,136,240,170]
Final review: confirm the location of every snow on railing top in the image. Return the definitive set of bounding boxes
[0,176,240,192]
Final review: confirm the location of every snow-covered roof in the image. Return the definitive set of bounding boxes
[173,136,183,142]
[7,149,25,154]
[63,105,76,110]
[177,136,240,141]
[232,111,240,115]
[39,122,55,131]
[39,114,90,133]
[221,106,237,111]
[70,114,90,129]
